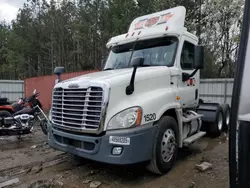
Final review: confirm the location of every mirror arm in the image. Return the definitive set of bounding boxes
[57,74,61,82]
[126,67,137,95]
[182,69,199,82]
[189,69,199,77]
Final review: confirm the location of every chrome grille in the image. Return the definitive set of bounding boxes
[51,87,103,132]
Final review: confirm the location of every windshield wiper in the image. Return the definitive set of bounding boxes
[140,64,151,67]
[103,68,114,71]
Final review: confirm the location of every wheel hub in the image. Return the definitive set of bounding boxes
[226,110,230,125]
[161,129,176,162]
[218,112,223,130]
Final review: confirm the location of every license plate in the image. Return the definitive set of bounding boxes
[109,136,130,145]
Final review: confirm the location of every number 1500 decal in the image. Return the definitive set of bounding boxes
[144,113,156,122]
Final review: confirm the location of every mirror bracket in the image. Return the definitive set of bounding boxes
[182,69,199,82]
[182,72,190,82]
[54,67,65,82]
[125,57,144,95]
[126,67,137,95]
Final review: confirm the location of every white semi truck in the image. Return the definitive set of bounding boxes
[47,6,231,174]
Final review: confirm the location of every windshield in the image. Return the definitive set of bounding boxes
[104,36,178,70]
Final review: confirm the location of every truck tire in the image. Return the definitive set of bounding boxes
[146,116,179,175]
[220,103,230,131]
[208,106,223,137]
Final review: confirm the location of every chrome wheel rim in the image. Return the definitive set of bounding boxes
[218,112,223,130]
[161,129,176,162]
[226,110,230,125]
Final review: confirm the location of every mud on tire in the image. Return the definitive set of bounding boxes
[146,116,179,175]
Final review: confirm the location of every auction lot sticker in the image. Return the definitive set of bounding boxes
[109,136,130,145]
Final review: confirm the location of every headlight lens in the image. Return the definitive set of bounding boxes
[107,107,142,130]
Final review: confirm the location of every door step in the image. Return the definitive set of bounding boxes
[183,131,206,146]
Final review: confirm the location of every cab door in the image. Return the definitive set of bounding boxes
[177,36,199,108]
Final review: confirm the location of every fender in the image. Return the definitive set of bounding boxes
[0,105,14,113]
[157,106,183,148]
[157,102,182,120]
[196,102,221,123]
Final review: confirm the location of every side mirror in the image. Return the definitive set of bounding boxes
[131,56,144,67]
[54,67,65,75]
[54,67,65,82]
[194,45,204,69]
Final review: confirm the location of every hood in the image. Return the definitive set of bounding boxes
[57,66,176,88]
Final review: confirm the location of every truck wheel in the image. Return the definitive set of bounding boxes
[220,103,230,131]
[209,106,223,137]
[146,116,179,175]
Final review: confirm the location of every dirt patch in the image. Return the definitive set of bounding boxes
[0,127,229,188]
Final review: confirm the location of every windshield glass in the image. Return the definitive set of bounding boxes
[104,36,178,70]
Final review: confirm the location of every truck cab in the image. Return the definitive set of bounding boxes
[47,6,230,175]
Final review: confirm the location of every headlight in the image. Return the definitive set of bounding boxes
[107,107,142,130]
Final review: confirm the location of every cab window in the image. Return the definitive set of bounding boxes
[181,41,195,70]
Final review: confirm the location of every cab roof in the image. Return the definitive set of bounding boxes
[106,6,196,48]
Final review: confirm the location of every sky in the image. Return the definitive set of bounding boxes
[0,0,26,22]
[0,0,138,23]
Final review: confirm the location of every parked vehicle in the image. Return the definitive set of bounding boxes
[0,91,11,105]
[0,97,10,106]
[229,0,250,187]
[47,6,231,175]
[0,89,48,137]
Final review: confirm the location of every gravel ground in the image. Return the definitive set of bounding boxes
[0,125,229,188]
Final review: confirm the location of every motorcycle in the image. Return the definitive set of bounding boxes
[0,89,48,137]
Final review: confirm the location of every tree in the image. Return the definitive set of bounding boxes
[0,0,244,79]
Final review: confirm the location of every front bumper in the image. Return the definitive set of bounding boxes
[48,123,156,165]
